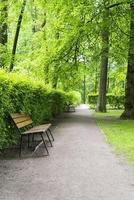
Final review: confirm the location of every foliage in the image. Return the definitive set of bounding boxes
[0,0,130,100]
[92,110,134,164]
[88,93,124,109]
[0,1,133,116]
[0,70,67,149]
[65,91,81,106]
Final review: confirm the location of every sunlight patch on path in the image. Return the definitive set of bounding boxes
[77,104,89,110]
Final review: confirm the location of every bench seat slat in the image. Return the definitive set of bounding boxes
[11,113,29,119]
[23,124,51,135]
[17,119,33,128]
[13,116,32,124]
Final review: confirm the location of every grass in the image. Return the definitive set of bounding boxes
[92,110,134,164]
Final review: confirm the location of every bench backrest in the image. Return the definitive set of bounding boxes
[10,113,33,129]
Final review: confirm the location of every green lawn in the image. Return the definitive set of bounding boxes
[92,110,134,164]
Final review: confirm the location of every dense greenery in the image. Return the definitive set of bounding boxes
[66,91,81,106]
[88,94,124,109]
[0,0,134,150]
[0,1,129,94]
[0,70,80,149]
[93,111,134,164]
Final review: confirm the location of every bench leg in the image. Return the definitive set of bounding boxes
[48,128,54,142]
[32,133,34,142]
[19,135,23,157]
[46,131,53,147]
[40,133,49,156]
[28,134,30,148]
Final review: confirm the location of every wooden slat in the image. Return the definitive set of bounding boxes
[11,113,33,128]
[11,113,28,119]
[23,124,51,134]
[13,116,32,124]
[16,119,33,128]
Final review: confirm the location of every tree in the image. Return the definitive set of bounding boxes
[0,0,130,111]
[0,0,8,67]
[9,0,26,72]
[121,2,134,119]
[96,0,110,112]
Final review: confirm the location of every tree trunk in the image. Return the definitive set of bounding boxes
[52,68,58,89]
[31,0,36,33]
[83,74,86,103]
[96,6,109,112]
[51,31,60,88]
[0,0,8,67]
[94,66,98,93]
[121,3,134,119]
[0,0,7,44]
[9,0,26,72]
[42,13,50,84]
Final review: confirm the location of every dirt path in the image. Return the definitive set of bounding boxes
[0,105,134,200]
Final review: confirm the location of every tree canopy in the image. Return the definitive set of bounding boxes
[0,0,134,118]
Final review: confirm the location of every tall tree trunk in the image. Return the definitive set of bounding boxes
[0,0,8,67]
[0,0,7,44]
[42,13,50,84]
[44,65,49,84]
[121,3,134,119]
[52,65,59,88]
[42,12,50,84]
[9,0,26,72]
[31,0,36,33]
[94,66,98,93]
[51,31,60,89]
[107,64,110,92]
[83,74,86,103]
[96,5,109,112]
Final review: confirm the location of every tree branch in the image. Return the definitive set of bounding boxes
[108,1,131,9]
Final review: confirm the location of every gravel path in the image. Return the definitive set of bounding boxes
[0,105,134,200]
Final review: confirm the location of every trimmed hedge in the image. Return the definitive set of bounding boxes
[65,91,81,106]
[0,71,80,149]
[87,93,124,109]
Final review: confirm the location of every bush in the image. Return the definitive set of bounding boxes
[87,93,98,106]
[0,71,67,149]
[106,94,124,109]
[65,91,81,106]
[87,93,124,109]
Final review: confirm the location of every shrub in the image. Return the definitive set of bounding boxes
[106,94,124,109]
[48,90,66,116]
[87,93,124,109]
[0,71,66,149]
[65,91,81,106]
[87,93,98,106]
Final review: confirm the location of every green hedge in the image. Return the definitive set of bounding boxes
[0,71,79,149]
[87,93,124,109]
[65,91,81,106]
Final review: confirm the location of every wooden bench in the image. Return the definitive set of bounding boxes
[10,113,54,157]
[65,104,76,112]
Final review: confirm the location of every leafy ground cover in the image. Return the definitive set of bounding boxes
[92,110,134,164]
